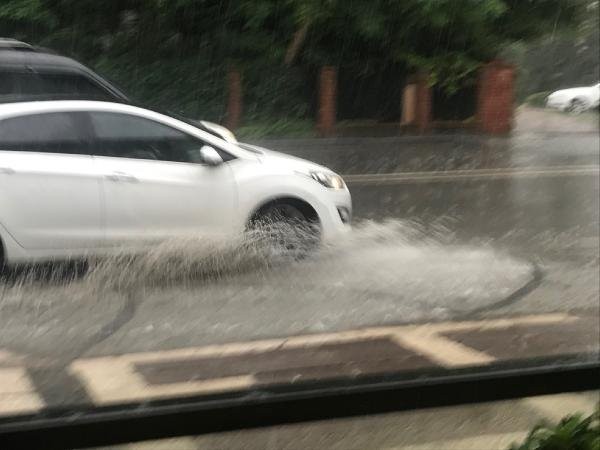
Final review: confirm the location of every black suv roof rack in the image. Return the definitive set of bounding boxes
[0,38,35,51]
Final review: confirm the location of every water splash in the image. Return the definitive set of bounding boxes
[0,219,525,303]
[0,220,535,355]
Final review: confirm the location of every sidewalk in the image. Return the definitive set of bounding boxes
[245,106,599,176]
[514,106,599,135]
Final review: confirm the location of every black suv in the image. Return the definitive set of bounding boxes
[0,38,128,103]
[0,38,236,142]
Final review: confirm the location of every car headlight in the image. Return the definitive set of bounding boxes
[310,171,346,189]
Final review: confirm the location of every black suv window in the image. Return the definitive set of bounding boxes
[0,112,90,154]
[0,70,116,101]
[0,71,18,96]
[89,111,212,163]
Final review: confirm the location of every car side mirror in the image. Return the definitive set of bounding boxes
[200,145,223,166]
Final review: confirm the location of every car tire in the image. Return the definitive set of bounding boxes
[566,98,587,114]
[250,203,321,259]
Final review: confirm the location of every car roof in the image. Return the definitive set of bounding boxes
[0,38,34,50]
[0,47,129,101]
[0,99,225,137]
[0,100,176,119]
[0,48,90,71]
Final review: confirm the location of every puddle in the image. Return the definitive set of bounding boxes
[0,220,533,357]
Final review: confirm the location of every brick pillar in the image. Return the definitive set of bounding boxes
[401,83,417,126]
[414,72,432,133]
[477,60,515,135]
[225,67,242,130]
[317,66,337,137]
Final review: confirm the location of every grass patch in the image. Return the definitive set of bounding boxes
[525,91,551,108]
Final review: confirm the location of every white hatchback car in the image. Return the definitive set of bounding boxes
[0,101,351,265]
[546,82,600,113]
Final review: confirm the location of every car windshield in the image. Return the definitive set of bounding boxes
[0,1,598,448]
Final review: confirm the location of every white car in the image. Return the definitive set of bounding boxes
[546,82,600,113]
[0,101,351,265]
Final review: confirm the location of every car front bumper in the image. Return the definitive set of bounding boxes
[546,97,566,110]
[317,188,352,243]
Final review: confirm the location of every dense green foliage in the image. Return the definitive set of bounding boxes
[0,0,584,123]
[503,1,599,101]
[509,406,599,450]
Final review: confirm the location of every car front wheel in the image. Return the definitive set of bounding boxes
[566,98,588,114]
[250,203,321,259]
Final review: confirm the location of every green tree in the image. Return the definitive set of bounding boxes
[503,1,599,100]
[0,0,586,120]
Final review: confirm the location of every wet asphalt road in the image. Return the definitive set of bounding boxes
[265,132,599,318]
[260,132,599,256]
[0,126,598,408]
[1,132,598,351]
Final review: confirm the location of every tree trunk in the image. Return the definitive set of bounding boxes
[284,22,310,66]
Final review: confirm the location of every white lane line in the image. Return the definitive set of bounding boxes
[69,313,575,405]
[69,357,255,404]
[343,165,600,184]
[421,312,578,334]
[74,313,574,365]
[392,313,578,367]
[392,330,495,367]
[0,367,45,415]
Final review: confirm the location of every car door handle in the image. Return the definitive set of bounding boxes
[0,167,15,175]
[105,172,138,183]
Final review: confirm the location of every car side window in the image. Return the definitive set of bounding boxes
[88,112,210,163]
[35,72,116,100]
[0,112,90,154]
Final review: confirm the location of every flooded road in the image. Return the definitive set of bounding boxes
[0,221,535,359]
[0,127,598,409]
[1,131,597,359]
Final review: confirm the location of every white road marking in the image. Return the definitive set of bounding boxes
[0,367,44,415]
[70,357,255,404]
[0,349,21,365]
[75,313,574,365]
[69,313,576,404]
[420,312,578,333]
[392,330,495,367]
[343,165,600,184]
[391,313,578,366]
